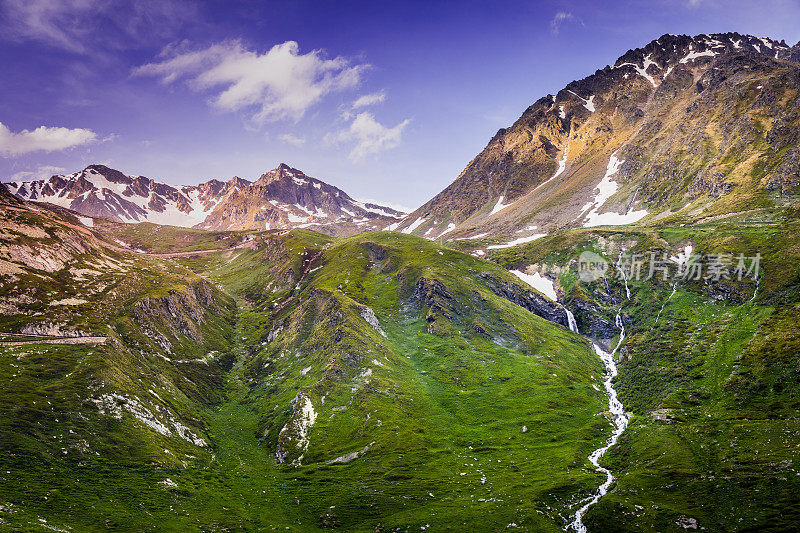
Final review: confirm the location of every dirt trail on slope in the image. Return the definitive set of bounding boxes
[136,242,256,258]
[0,336,108,346]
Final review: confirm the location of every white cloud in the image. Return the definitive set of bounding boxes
[325,112,410,162]
[1,0,84,52]
[8,165,67,181]
[279,133,306,146]
[550,11,574,35]
[134,40,368,124]
[0,122,98,156]
[0,0,198,54]
[352,90,386,108]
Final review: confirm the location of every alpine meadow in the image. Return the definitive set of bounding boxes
[1,2,800,532]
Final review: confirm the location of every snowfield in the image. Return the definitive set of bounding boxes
[510,269,557,301]
[579,153,648,227]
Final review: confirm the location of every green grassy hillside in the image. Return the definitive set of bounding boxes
[4,182,799,531]
[175,230,611,531]
[490,209,800,531]
[1,197,616,531]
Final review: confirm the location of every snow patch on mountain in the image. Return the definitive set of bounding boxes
[568,91,596,112]
[579,153,648,227]
[76,216,93,227]
[439,222,457,237]
[487,234,547,249]
[402,217,426,234]
[679,45,717,63]
[489,196,512,216]
[616,54,660,87]
[531,149,569,194]
[353,200,405,219]
[510,270,557,301]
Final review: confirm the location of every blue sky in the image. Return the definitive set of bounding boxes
[1,0,799,211]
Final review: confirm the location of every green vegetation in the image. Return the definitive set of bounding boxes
[1,203,613,531]
[95,220,259,254]
[488,213,800,531]
[3,188,800,531]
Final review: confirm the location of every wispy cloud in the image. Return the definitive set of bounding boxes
[0,0,199,54]
[325,112,410,162]
[134,40,369,124]
[0,122,98,156]
[279,133,306,146]
[352,90,386,109]
[8,165,67,181]
[550,11,574,35]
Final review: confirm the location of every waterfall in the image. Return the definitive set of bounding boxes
[653,281,678,327]
[749,276,760,303]
[566,309,579,333]
[615,251,630,300]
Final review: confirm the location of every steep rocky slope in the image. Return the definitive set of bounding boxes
[4,163,404,236]
[394,33,800,242]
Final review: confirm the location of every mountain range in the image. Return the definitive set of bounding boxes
[394,32,800,244]
[4,163,405,237]
[2,32,800,532]
[9,33,800,246]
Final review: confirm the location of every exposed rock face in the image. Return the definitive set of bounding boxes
[394,33,800,240]
[0,239,88,273]
[328,441,374,464]
[411,277,463,320]
[359,306,385,336]
[0,183,21,204]
[20,322,89,337]
[276,390,317,465]
[199,164,405,235]
[5,163,405,237]
[133,281,220,353]
[570,296,618,341]
[477,273,569,328]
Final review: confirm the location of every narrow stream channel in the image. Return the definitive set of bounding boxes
[567,310,629,532]
[567,254,631,532]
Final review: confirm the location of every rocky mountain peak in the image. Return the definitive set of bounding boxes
[4,163,404,236]
[606,33,795,88]
[394,31,800,242]
[254,164,318,188]
[83,164,132,184]
[227,176,252,189]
